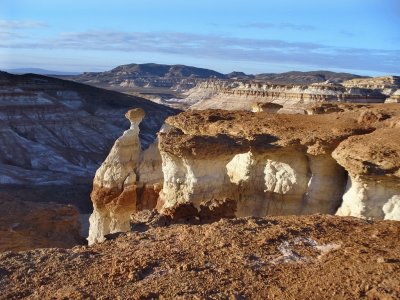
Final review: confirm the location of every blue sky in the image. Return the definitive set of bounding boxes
[0,0,399,75]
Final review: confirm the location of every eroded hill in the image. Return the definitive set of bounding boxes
[0,71,178,210]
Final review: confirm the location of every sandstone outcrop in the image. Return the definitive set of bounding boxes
[333,127,400,220]
[252,102,283,113]
[88,103,400,244]
[157,109,370,217]
[186,80,387,111]
[342,76,400,93]
[0,199,84,252]
[88,108,145,245]
[386,89,400,103]
[89,109,166,244]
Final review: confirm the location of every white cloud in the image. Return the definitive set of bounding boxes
[0,29,399,74]
[0,20,47,30]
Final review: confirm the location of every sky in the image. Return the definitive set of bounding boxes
[0,0,399,75]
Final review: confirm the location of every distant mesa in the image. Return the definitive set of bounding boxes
[71,63,365,85]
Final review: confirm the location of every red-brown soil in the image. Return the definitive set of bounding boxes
[1,214,399,299]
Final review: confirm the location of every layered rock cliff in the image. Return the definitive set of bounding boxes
[342,76,400,94]
[386,89,400,103]
[0,72,178,250]
[69,64,398,112]
[88,103,400,243]
[186,80,389,111]
[157,109,364,216]
[0,72,177,187]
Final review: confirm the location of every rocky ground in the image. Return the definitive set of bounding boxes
[0,199,84,252]
[1,214,399,299]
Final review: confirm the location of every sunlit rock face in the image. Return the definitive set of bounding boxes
[156,108,374,217]
[158,136,346,218]
[386,90,400,103]
[88,110,169,245]
[185,80,389,111]
[342,76,400,91]
[88,104,400,244]
[89,109,145,245]
[333,127,400,221]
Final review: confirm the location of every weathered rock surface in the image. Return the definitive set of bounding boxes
[88,108,145,245]
[89,109,167,244]
[158,109,365,216]
[333,126,400,220]
[0,71,177,187]
[88,103,400,243]
[386,89,400,103]
[186,80,388,111]
[0,71,178,251]
[342,76,400,93]
[1,215,400,299]
[0,199,84,252]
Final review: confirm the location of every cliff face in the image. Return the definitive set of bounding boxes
[386,90,400,103]
[157,109,367,216]
[88,103,400,243]
[342,76,400,93]
[186,80,389,111]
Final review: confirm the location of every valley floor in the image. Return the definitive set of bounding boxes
[1,214,399,299]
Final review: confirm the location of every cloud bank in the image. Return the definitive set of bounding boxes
[1,23,399,74]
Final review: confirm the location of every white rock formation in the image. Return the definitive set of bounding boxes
[336,177,400,220]
[383,196,400,220]
[88,108,144,245]
[88,106,400,244]
[333,128,400,221]
[158,149,346,217]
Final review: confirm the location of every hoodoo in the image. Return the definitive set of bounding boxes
[88,108,145,245]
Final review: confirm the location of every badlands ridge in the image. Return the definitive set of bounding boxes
[88,102,400,244]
